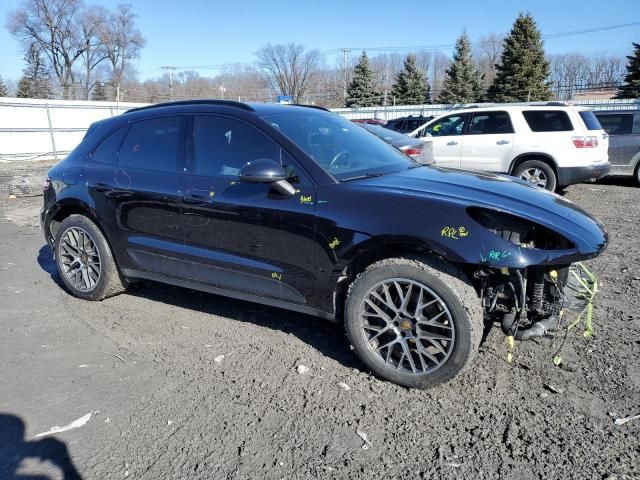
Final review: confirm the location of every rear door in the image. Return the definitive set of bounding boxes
[460,111,515,172]
[178,114,317,304]
[415,113,469,169]
[86,115,185,276]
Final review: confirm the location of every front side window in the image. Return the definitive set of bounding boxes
[425,114,468,137]
[522,110,573,132]
[262,110,416,181]
[469,111,514,135]
[595,114,632,135]
[192,116,279,177]
[119,116,183,172]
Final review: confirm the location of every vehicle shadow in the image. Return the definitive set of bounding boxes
[126,279,363,371]
[0,413,82,480]
[35,244,361,370]
[37,245,61,285]
[595,175,636,187]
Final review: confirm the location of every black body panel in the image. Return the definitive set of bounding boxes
[42,101,608,319]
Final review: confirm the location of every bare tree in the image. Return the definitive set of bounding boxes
[430,52,451,99]
[100,3,145,101]
[550,53,627,99]
[475,33,504,90]
[256,43,323,103]
[79,5,109,100]
[7,0,85,99]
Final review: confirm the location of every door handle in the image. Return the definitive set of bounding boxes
[496,140,510,145]
[183,192,212,205]
[446,141,458,146]
[89,182,111,192]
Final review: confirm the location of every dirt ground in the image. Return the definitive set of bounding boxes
[0,161,638,480]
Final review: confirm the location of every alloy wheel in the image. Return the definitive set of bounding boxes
[358,278,455,374]
[520,167,548,188]
[59,226,102,291]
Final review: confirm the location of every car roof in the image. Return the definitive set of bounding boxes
[593,109,639,114]
[124,100,330,117]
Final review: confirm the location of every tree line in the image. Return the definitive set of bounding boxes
[1,0,144,101]
[0,4,638,105]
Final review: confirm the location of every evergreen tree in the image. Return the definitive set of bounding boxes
[391,55,430,105]
[346,52,380,107]
[0,76,8,97]
[615,42,640,99]
[438,32,483,104]
[16,43,53,99]
[92,82,108,101]
[487,13,553,102]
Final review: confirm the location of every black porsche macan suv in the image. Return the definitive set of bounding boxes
[41,100,607,388]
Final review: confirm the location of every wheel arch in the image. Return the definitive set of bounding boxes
[332,236,473,320]
[47,199,99,241]
[508,153,559,177]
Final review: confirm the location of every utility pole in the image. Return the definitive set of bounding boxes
[160,66,176,102]
[341,48,351,102]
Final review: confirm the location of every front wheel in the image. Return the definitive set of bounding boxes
[344,256,483,389]
[513,160,557,191]
[54,214,125,301]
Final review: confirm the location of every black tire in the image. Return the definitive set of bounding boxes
[344,256,483,389]
[635,164,640,187]
[54,214,125,301]
[513,160,557,191]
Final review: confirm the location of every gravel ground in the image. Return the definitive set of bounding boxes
[0,161,638,480]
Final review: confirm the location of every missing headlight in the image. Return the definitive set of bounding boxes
[468,207,574,250]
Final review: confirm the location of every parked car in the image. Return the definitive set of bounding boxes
[593,110,640,185]
[385,115,434,134]
[41,100,607,389]
[409,104,611,191]
[359,123,434,164]
[351,118,386,126]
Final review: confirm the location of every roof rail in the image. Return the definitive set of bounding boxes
[291,103,331,112]
[125,99,255,114]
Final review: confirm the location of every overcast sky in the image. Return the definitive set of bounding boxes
[0,0,638,81]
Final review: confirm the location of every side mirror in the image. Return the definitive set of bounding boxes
[238,158,295,196]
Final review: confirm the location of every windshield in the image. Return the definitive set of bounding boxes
[261,111,416,180]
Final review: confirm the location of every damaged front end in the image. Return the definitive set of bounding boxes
[477,263,598,342]
[467,206,602,343]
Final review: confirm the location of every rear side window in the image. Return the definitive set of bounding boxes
[119,116,183,172]
[192,116,279,177]
[522,110,573,132]
[595,113,633,135]
[469,111,514,134]
[579,111,603,131]
[91,126,128,164]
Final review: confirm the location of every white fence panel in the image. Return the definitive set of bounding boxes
[2,97,639,162]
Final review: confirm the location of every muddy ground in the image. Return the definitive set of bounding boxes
[0,161,638,480]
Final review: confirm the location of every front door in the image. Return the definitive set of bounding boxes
[179,114,317,304]
[416,113,469,169]
[460,111,515,172]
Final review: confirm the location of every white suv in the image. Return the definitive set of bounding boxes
[409,104,610,190]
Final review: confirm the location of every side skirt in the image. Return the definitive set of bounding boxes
[121,268,337,322]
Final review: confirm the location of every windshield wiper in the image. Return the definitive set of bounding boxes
[340,172,386,182]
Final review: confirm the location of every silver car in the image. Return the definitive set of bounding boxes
[594,110,640,185]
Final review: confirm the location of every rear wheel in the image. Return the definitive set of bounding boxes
[54,214,125,301]
[344,256,483,389]
[514,160,557,191]
[635,163,640,187]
